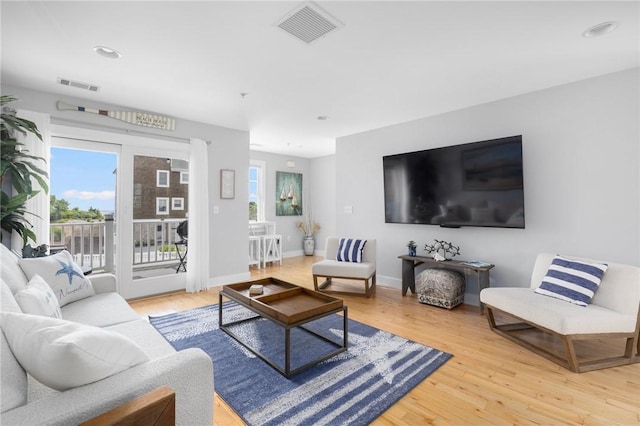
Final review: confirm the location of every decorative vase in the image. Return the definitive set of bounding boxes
[303,236,315,255]
[408,246,417,257]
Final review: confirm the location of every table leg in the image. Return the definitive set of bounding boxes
[401,259,416,295]
[285,328,291,376]
[343,307,348,349]
[477,270,490,314]
[218,293,223,325]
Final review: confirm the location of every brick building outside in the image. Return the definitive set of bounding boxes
[133,156,189,220]
[133,156,189,247]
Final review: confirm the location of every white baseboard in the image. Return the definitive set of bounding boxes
[283,249,328,258]
[208,271,251,288]
[378,275,401,289]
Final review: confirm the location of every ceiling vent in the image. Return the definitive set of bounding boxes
[275,1,344,45]
[57,78,100,92]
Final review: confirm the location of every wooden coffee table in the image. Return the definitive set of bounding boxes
[219,277,348,378]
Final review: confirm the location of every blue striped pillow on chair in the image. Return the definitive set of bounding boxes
[535,255,608,307]
[336,238,367,263]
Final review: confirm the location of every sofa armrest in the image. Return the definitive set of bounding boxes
[88,273,117,294]
[1,348,213,426]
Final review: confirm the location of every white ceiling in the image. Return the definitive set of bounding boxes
[1,1,638,158]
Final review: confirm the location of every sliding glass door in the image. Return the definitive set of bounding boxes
[51,125,190,299]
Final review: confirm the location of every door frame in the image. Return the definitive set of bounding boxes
[51,124,190,299]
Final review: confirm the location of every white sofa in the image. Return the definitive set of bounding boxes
[0,243,214,425]
[480,253,640,373]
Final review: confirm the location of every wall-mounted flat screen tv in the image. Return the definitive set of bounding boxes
[383,135,525,228]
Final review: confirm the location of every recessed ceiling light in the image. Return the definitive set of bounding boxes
[93,46,122,59]
[582,21,618,38]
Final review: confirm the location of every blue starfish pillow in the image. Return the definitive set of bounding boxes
[19,250,95,307]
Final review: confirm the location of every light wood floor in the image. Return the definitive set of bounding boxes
[129,255,640,426]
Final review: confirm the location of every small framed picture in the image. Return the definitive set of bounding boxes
[220,169,235,199]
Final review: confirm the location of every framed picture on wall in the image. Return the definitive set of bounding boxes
[220,169,235,199]
[276,171,302,216]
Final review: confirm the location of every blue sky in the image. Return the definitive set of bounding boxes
[50,148,117,212]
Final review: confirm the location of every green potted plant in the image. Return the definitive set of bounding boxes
[1,95,49,246]
[407,240,417,256]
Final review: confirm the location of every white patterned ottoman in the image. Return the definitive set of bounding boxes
[416,269,466,309]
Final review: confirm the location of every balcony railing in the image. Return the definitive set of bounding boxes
[132,219,185,268]
[49,217,186,273]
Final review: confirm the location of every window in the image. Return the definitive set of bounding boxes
[172,197,184,210]
[180,171,189,184]
[156,197,169,215]
[157,170,169,187]
[249,160,266,222]
[133,183,142,208]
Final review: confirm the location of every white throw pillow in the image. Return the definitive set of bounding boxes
[19,250,95,307]
[14,274,62,318]
[0,312,149,391]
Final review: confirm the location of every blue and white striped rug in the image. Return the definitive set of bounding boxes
[150,303,451,426]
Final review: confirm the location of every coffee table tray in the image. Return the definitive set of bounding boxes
[223,278,297,306]
[224,278,343,325]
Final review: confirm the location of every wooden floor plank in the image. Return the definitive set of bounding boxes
[129,255,640,425]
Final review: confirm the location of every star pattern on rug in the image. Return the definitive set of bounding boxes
[226,321,261,359]
[55,260,84,284]
[320,328,429,384]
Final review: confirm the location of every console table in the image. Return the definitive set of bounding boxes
[398,255,494,309]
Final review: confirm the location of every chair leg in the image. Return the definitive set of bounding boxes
[562,336,580,372]
[318,277,331,290]
[624,336,636,358]
[314,276,376,297]
[485,307,497,330]
[369,273,377,296]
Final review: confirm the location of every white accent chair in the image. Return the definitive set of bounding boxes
[480,253,640,373]
[312,237,376,297]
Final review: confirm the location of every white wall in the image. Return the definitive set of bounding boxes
[310,154,337,255]
[3,84,251,287]
[335,68,640,304]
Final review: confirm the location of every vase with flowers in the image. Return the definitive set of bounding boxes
[296,215,320,255]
